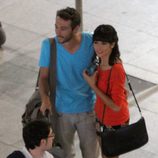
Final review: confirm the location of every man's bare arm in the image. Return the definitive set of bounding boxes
[39,67,51,113]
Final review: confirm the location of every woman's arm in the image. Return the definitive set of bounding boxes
[83,70,120,111]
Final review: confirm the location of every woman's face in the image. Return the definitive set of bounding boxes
[93,41,114,59]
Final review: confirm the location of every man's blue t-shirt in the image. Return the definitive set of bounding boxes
[39,33,95,113]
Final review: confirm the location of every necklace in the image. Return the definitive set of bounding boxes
[100,64,109,66]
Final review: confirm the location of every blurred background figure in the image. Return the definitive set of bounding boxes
[0,21,6,47]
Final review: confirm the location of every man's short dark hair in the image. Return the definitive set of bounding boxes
[56,7,81,29]
[23,120,51,150]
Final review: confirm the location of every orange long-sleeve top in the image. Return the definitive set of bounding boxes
[95,63,129,126]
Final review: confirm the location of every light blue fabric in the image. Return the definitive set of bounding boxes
[39,33,95,113]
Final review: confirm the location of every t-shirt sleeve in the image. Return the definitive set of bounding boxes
[110,64,126,107]
[38,38,50,67]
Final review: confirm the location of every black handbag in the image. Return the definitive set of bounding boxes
[100,70,149,157]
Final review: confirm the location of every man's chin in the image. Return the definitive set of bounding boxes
[57,37,72,44]
[57,38,64,43]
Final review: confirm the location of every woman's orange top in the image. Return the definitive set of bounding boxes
[95,63,129,126]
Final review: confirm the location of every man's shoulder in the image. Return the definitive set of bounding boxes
[41,38,50,45]
[81,32,93,45]
[82,32,92,38]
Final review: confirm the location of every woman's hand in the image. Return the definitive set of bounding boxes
[83,70,98,89]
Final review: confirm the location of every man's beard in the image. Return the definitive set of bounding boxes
[57,35,73,44]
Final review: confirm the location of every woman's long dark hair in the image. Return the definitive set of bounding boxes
[93,24,121,66]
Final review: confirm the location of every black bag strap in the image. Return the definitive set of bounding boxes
[126,74,142,117]
[101,67,143,125]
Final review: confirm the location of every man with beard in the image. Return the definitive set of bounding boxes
[38,7,100,158]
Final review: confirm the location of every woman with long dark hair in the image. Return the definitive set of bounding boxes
[83,24,130,158]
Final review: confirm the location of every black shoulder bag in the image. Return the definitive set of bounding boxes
[100,69,149,157]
